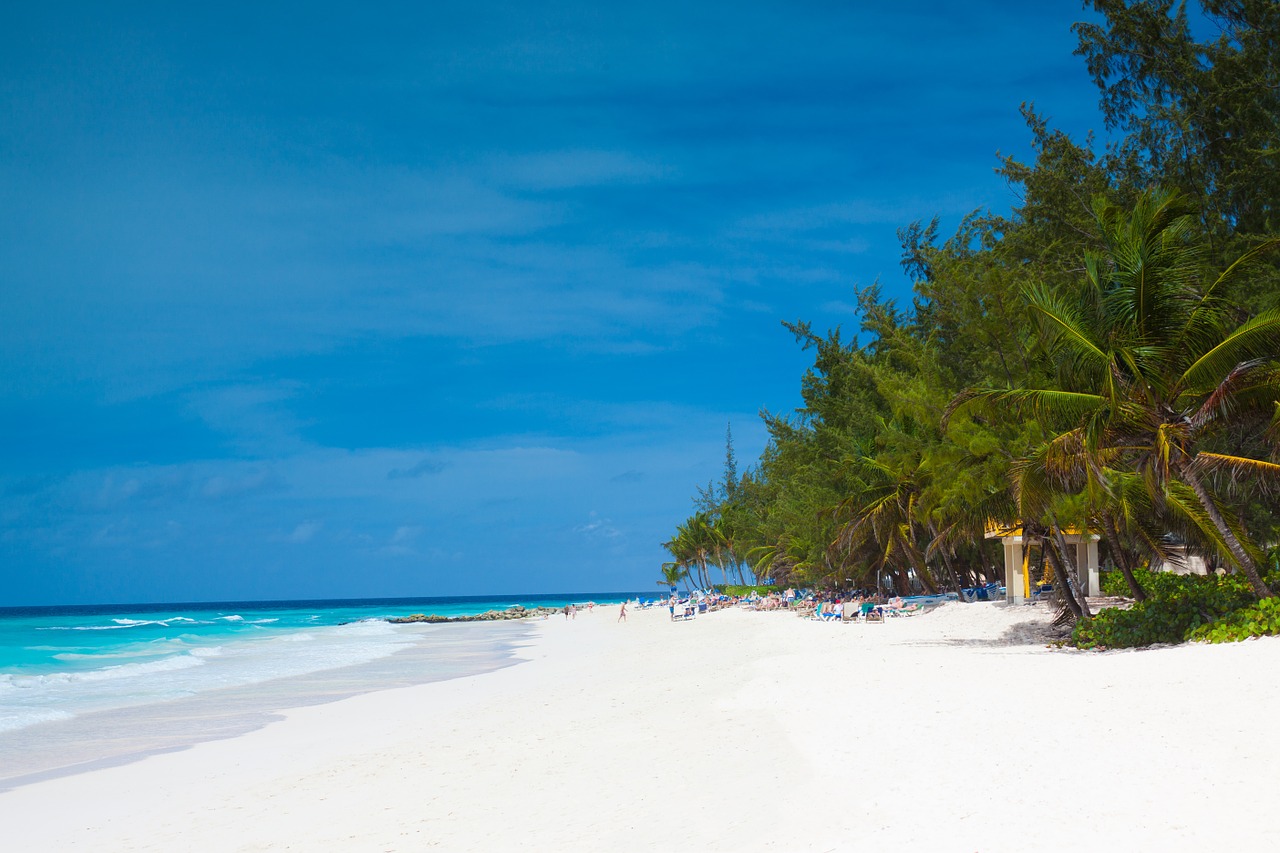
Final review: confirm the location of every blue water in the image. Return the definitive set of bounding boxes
[0,594,637,740]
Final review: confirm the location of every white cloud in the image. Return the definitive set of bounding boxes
[286,521,322,544]
[486,149,669,191]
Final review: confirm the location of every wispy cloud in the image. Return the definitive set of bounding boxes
[0,0,1107,604]
[285,521,322,544]
[387,458,448,480]
[486,149,670,190]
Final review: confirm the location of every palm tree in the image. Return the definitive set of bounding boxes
[664,511,727,590]
[958,190,1280,598]
[835,452,940,595]
[658,561,689,592]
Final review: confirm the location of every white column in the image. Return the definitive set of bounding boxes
[1004,539,1025,604]
[1086,538,1100,596]
[1073,538,1100,597]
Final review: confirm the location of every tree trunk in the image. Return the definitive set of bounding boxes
[928,522,964,594]
[906,526,939,594]
[1042,538,1084,622]
[939,548,963,596]
[1179,462,1272,598]
[1102,512,1146,601]
[913,561,940,594]
[1049,522,1093,619]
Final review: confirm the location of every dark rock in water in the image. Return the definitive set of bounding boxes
[387,605,556,624]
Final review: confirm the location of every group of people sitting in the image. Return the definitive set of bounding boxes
[799,594,927,622]
[639,589,931,622]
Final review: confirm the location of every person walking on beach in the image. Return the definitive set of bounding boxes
[618,600,627,622]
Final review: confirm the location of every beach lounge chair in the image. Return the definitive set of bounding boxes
[860,602,884,622]
[977,582,1003,601]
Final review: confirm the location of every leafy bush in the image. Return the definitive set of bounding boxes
[717,584,780,597]
[1099,569,1130,597]
[1071,571,1257,649]
[1189,597,1280,643]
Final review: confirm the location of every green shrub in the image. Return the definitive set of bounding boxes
[717,584,780,597]
[1189,597,1280,643]
[1099,569,1129,596]
[1070,572,1256,649]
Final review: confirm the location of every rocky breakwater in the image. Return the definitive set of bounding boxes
[387,605,560,624]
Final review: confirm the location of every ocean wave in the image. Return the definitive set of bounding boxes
[53,649,176,661]
[38,617,197,632]
[1,654,206,690]
[331,618,398,636]
[218,615,244,622]
[0,707,74,733]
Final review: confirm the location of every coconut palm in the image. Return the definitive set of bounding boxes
[664,511,728,590]
[958,190,1280,597]
[834,452,940,595]
[658,561,689,592]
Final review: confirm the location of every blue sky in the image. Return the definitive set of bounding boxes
[2,1,1106,605]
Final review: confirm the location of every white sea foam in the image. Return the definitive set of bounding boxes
[6,655,205,689]
[0,706,74,733]
[53,649,175,661]
[218,615,245,622]
[0,621,422,735]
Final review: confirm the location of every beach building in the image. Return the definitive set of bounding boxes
[984,524,1100,604]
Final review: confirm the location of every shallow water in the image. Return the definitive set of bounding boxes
[0,594,634,787]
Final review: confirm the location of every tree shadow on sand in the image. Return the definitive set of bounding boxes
[904,618,1071,649]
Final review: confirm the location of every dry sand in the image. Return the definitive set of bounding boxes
[2,601,1277,852]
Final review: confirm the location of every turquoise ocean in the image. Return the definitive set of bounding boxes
[0,593,639,787]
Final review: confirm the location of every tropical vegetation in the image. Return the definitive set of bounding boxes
[664,1,1280,646]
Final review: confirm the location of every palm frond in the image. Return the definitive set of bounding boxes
[1181,310,1280,391]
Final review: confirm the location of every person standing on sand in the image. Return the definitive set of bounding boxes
[618,601,627,622]
[564,605,570,620]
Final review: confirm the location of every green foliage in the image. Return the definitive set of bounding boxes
[717,584,781,598]
[1071,571,1263,649]
[1190,597,1280,643]
[663,7,1280,609]
[1099,569,1126,597]
[1074,0,1280,243]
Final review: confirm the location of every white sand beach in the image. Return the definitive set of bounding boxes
[2,601,1278,852]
